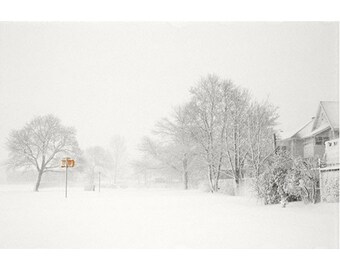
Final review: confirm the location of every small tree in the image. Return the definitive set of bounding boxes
[6,115,81,191]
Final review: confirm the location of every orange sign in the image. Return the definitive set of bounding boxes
[61,158,75,168]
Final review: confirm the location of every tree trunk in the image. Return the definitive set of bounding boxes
[183,171,189,190]
[34,170,43,192]
[234,169,240,185]
[208,166,214,193]
[183,154,189,190]
[233,180,240,196]
[234,168,242,195]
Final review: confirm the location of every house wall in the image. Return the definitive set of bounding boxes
[291,138,304,157]
[314,129,332,158]
[279,130,338,160]
[279,138,306,158]
[302,129,334,159]
[277,140,290,152]
[303,138,315,158]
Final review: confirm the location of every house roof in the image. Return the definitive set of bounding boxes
[320,101,339,129]
[305,124,330,138]
[281,118,314,140]
[281,101,339,141]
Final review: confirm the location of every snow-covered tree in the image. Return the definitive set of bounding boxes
[245,100,278,179]
[6,114,81,191]
[223,83,250,189]
[152,105,198,189]
[185,75,227,192]
[138,74,280,194]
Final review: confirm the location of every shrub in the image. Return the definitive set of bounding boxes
[253,151,321,205]
[285,157,319,204]
[252,150,293,205]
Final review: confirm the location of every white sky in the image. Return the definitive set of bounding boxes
[0,22,338,177]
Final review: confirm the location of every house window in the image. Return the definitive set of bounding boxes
[315,137,329,145]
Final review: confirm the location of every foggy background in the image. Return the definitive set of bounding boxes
[0,22,338,180]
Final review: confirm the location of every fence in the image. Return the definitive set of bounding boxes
[319,138,339,202]
[319,166,339,202]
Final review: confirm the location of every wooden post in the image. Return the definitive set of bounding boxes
[273,133,277,153]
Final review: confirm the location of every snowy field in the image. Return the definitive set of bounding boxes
[0,185,338,248]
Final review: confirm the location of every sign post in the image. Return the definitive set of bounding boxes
[65,164,68,198]
[61,157,75,198]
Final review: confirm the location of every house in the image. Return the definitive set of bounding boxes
[278,101,339,160]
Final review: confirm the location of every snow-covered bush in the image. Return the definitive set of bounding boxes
[252,150,293,205]
[253,151,321,205]
[285,157,319,204]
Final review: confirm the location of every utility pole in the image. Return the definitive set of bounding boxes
[273,133,277,153]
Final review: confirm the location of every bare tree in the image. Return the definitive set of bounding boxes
[224,84,251,190]
[131,153,168,185]
[152,105,198,189]
[131,157,153,185]
[139,136,192,189]
[245,100,278,179]
[109,135,127,185]
[185,75,227,192]
[6,115,81,191]
[137,74,280,195]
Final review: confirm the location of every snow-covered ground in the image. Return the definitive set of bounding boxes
[0,185,338,248]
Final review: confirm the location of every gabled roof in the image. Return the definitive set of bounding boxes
[307,124,331,138]
[282,118,314,140]
[320,101,339,129]
[281,101,339,141]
